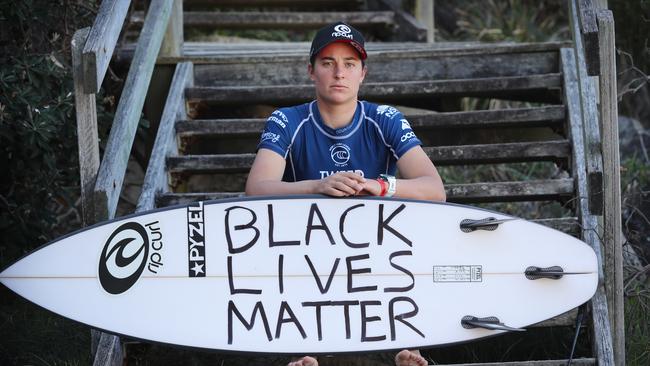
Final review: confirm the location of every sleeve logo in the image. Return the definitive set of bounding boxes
[377,105,398,119]
[261,132,281,143]
[270,111,289,128]
[401,119,412,130]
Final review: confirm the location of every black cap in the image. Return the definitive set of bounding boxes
[309,22,367,63]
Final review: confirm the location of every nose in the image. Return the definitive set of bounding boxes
[334,63,345,79]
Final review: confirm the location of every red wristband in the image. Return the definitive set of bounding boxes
[376,178,388,196]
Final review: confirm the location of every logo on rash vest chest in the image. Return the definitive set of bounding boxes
[332,24,353,39]
[329,143,351,167]
[99,222,150,294]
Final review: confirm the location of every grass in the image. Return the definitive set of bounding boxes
[0,286,90,366]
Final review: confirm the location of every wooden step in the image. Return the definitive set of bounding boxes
[184,0,365,8]
[433,359,595,366]
[186,74,562,105]
[176,106,566,137]
[132,11,394,30]
[424,140,570,165]
[167,141,570,174]
[189,46,559,86]
[447,179,574,203]
[157,179,574,206]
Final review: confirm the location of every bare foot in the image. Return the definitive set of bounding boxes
[287,356,318,366]
[395,349,427,366]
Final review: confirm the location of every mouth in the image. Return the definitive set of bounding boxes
[330,85,348,90]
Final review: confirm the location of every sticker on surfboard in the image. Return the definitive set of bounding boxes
[0,196,598,354]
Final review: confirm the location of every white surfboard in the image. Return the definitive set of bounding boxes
[0,196,597,354]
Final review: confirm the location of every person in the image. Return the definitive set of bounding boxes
[245,22,444,366]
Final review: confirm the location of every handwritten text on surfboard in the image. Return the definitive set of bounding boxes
[225,202,425,345]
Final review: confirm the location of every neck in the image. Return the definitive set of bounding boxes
[316,99,358,129]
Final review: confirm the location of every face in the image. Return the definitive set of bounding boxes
[308,42,367,106]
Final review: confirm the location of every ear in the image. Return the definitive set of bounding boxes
[308,63,315,81]
[360,64,368,83]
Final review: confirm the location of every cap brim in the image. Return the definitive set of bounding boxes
[311,39,367,61]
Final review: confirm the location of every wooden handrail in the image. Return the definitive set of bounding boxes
[82,0,131,93]
[93,0,175,222]
[576,0,600,75]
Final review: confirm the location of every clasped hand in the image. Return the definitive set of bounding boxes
[315,172,382,197]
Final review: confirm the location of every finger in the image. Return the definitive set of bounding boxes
[334,171,366,183]
[333,181,357,195]
[339,177,364,192]
[324,187,347,197]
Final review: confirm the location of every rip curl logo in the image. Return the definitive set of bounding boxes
[261,132,281,143]
[329,143,351,166]
[99,222,149,295]
[332,24,353,39]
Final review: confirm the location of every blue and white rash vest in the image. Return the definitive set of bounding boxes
[258,100,421,181]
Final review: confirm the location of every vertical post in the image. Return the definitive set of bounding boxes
[597,9,625,366]
[160,0,183,58]
[72,28,100,226]
[73,27,124,366]
[414,0,434,43]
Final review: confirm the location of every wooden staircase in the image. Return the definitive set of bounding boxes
[138,42,598,365]
[73,0,622,365]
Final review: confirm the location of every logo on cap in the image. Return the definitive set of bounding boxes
[332,24,353,39]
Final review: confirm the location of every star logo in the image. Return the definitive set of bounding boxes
[191,262,204,276]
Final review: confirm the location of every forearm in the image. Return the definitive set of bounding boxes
[245,179,319,196]
[394,175,446,202]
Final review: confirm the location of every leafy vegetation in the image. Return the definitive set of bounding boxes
[0,1,113,364]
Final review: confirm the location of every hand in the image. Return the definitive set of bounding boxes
[361,178,383,196]
[316,172,365,197]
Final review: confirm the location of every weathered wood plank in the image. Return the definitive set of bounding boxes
[92,332,122,366]
[191,51,558,86]
[533,217,580,236]
[531,308,578,327]
[560,48,615,366]
[446,179,574,203]
[94,0,174,222]
[425,141,570,165]
[374,0,427,41]
[137,62,192,211]
[156,179,575,206]
[186,74,562,105]
[167,141,570,174]
[116,41,571,64]
[597,10,624,365]
[408,106,565,129]
[176,106,565,137]
[577,0,600,75]
[72,28,100,226]
[184,0,364,7]
[82,0,131,93]
[415,0,434,42]
[570,0,604,215]
[434,358,595,366]
[74,27,110,364]
[159,0,183,58]
[132,11,395,30]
